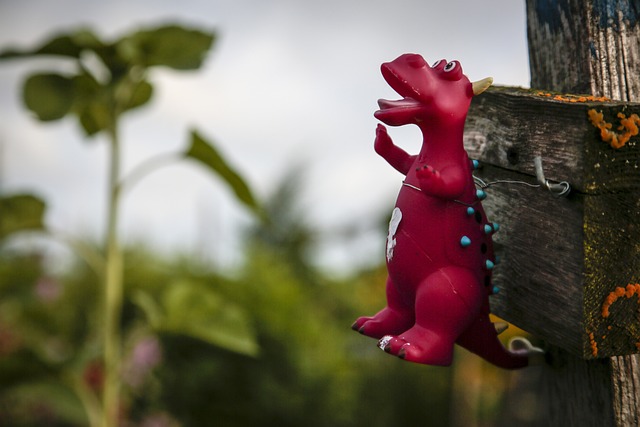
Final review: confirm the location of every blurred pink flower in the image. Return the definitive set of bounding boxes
[139,412,180,427]
[124,335,162,389]
[33,277,61,303]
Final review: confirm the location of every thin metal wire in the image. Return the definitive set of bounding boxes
[533,156,572,197]
[401,156,572,199]
[402,182,421,192]
[474,176,541,190]
[474,157,571,197]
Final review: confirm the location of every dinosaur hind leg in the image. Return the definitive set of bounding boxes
[352,276,414,339]
[383,267,483,366]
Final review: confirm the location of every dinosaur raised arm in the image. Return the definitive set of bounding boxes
[374,124,415,176]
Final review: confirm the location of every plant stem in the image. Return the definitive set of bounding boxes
[67,372,103,427]
[118,152,181,195]
[102,121,124,427]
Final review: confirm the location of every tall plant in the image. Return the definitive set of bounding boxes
[0,24,260,427]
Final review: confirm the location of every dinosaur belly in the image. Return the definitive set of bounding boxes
[385,185,494,294]
[385,189,450,291]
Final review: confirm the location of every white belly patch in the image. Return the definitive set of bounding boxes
[386,207,402,261]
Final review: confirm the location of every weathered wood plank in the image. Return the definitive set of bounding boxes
[541,347,615,426]
[611,355,640,425]
[527,0,640,100]
[466,86,640,193]
[465,86,640,359]
[508,1,640,425]
[527,0,593,94]
[467,163,584,355]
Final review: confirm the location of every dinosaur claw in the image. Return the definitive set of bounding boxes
[398,348,406,359]
[351,321,367,334]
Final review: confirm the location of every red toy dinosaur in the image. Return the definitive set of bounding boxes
[352,53,533,369]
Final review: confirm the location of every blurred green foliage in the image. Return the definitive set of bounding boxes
[0,22,263,427]
[0,190,457,427]
[0,194,46,239]
[0,25,213,136]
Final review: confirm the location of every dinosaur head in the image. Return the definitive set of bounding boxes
[375,53,492,128]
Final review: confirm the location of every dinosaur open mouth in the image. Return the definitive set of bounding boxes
[374,61,429,125]
[374,97,424,124]
[377,97,422,110]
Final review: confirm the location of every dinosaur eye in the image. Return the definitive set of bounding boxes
[431,59,443,68]
[444,61,457,72]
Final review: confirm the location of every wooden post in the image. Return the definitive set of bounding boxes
[463,1,640,425]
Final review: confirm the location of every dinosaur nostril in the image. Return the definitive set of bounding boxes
[406,54,427,69]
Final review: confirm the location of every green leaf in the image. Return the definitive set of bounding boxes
[161,280,259,357]
[23,73,76,121]
[185,130,261,214]
[71,73,111,136]
[0,29,102,60]
[121,79,153,112]
[71,72,101,103]
[118,25,215,70]
[0,194,46,239]
[78,102,111,136]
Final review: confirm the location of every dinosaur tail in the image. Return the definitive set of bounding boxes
[456,312,529,370]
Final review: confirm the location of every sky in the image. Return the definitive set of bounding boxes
[0,0,530,272]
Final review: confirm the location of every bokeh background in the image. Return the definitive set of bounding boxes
[0,1,545,426]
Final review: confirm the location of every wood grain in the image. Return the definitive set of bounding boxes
[465,86,640,359]
[526,0,640,100]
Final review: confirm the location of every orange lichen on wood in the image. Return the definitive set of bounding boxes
[535,91,610,103]
[602,283,640,318]
[589,331,598,357]
[588,109,640,149]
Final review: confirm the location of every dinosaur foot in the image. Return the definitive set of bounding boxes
[377,327,455,366]
[351,308,412,339]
